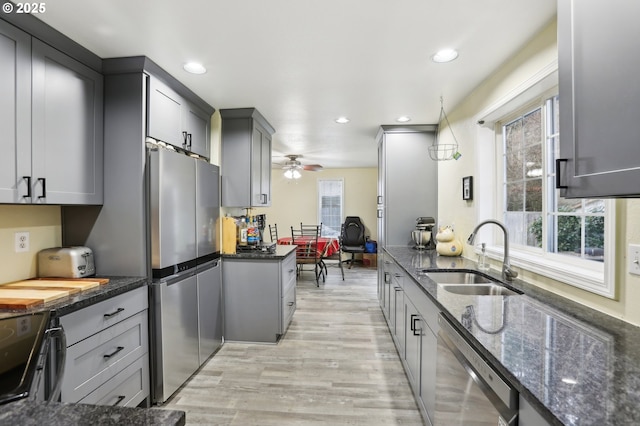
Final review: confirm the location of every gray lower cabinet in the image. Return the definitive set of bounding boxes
[148,76,211,158]
[0,20,103,205]
[381,255,439,426]
[519,394,550,426]
[557,0,640,198]
[220,108,275,207]
[59,286,149,406]
[223,251,296,343]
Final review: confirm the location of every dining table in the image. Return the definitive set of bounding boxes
[277,236,340,257]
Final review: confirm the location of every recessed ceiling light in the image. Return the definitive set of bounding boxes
[183,62,207,74]
[396,116,411,123]
[335,117,350,124]
[431,49,459,63]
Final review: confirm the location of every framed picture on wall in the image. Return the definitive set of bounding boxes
[462,176,473,200]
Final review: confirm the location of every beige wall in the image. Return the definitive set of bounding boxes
[0,205,62,283]
[439,19,640,326]
[251,168,378,243]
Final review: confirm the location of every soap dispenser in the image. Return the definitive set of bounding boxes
[477,243,490,271]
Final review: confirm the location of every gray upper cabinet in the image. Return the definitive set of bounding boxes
[0,19,103,205]
[0,20,31,203]
[220,108,275,207]
[148,76,211,158]
[31,39,104,205]
[558,0,640,198]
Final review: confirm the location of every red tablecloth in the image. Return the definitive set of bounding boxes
[277,237,339,257]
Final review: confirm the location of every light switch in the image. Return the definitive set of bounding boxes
[628,244,640,276]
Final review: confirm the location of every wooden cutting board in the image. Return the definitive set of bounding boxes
[7,279,103,291]
[35,277,110,285]
[0,288,71,309]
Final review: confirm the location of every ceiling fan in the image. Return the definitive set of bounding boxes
[279,154,323,179]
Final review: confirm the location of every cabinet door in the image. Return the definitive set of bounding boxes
[558,0,640,197]
[31,39,103,205]
[393,286,405,356]
[251,125,271,206]
[184,102,211,158]
[0,21,31,203]
[148,77,185,148]
[405,300,421,392]
[420,325,437,424]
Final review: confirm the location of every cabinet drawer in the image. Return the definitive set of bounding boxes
[62,286,148,346]
[403,277,439,335]
[282,253,297,295]
[281,285,296,334]
[62,310,148,403]
[79,353,149,407]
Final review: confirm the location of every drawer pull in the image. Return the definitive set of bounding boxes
[104,346,125,359]
[288,301,295,306]
[112,395,126,406]
[104,307,125,318]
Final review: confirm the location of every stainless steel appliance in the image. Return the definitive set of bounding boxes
[0,312,66,405]
[148,146,222,404]
[435,313,518,425]
[412,217,436,250]
[37,246,95,278]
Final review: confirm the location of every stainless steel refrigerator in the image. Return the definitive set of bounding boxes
[147,146,222,404]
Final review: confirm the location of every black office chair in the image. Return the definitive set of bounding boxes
[340,216,366,269]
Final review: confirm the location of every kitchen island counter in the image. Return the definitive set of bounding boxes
[0,399,185,426]
[221,244,297,260]
[384,246,640,426]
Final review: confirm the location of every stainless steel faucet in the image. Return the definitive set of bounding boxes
[467,219,518,282]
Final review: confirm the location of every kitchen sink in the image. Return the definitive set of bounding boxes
[422,271,493,284]
[418,270,522,296]
[438,283,520,296]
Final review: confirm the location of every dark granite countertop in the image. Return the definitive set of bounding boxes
[0,399,184,426]
[222,244,296,260]
[385,246,640,426]
[0,276,148,319]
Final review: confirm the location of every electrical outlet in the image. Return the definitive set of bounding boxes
[629,244,640,276]
[14,231,29,253]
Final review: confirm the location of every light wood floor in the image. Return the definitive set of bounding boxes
[161,264,425,425]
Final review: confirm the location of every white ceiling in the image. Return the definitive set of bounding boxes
[35,0,556,168]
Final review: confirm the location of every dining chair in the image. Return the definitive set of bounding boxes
[269,224,278,242]
[320,238,344,280]
[300,223,322,237]
[291,226,324,286]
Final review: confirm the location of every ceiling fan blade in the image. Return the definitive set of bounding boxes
[303,164,323,171]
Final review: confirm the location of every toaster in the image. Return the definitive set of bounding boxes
[38,246,96,278]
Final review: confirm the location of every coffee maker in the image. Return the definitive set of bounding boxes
[412,217,436,250]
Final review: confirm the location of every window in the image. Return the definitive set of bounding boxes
[318,179,343,237]
[503,95,606,262]
[490,91,615,298]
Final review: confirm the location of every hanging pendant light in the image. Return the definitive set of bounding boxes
[429,97,462,161]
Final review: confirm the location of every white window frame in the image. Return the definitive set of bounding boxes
[317,179,344,237]
[475,65,616,299]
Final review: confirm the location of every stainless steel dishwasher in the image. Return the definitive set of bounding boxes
[435,313,518,426]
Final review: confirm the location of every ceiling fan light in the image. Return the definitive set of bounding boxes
[284,169,302,179]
